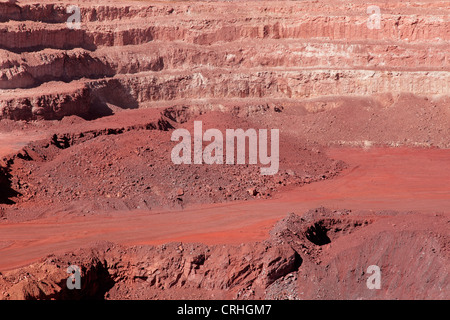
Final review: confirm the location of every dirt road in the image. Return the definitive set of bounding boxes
[1,147,448,271]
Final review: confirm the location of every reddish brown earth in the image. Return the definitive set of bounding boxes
[0,0,449,300]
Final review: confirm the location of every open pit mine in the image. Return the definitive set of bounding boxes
[0,0,448,300]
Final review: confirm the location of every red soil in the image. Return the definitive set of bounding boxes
[0,146,448,272]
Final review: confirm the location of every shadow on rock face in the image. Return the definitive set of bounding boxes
[305,221,331,246]
[50,261,116,300]
[0,166,20,205]
[87,79,140,120]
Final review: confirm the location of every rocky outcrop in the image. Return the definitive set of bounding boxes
[1,208,447,300]
[0,81,91,120]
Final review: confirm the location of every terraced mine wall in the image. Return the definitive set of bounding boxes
[1,0,449,120]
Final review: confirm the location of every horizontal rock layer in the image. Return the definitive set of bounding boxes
[0,0,449,120]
